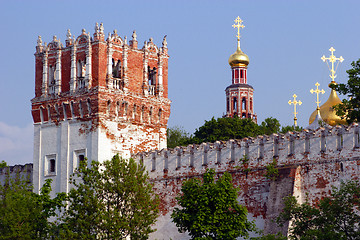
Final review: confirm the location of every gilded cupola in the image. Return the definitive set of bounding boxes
[229,16,249,68]
[308,47,346,126]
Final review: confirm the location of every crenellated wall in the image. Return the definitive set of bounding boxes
[133,123,360,239]
[0,164,33,186]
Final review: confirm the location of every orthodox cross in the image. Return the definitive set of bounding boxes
[288,94,302,127]
[321,47,344,83]
[310,82,325,110]
[232,16,245,40]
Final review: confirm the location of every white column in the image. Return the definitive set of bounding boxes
[123,44,128,92]
[55,49,62,94]
[157,57,163,97]
[107,43,113,89]
[85,35,92,88]
[70,44,77,92]
[42,51,48,96]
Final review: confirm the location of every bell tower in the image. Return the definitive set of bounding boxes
[225,17,256,122]
[31,23,171,195]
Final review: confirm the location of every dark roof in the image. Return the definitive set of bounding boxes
[225,83,253,90]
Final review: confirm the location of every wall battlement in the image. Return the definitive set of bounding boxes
[134,123,360,179]
[0,164,33,185]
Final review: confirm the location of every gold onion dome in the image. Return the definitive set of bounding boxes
[228,41,249,67]
[309,82,347,126]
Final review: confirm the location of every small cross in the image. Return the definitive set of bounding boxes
[321,47,344,83]
[288,94,302,127]
[310,82,325,109]
[232,16,245,40]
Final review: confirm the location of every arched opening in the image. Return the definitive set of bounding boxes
[250,98,253,111]
[112,59,122,78]
[149,107,153,123]
[107,100,111,115]
[242,113,246,118]
[242,98,246,111]
[233,97,237,113]
[158,109,162,123]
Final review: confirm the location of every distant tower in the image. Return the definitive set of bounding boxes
[225,17,257,122]
[31,24,170,195]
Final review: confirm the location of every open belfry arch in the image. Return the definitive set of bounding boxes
[31,23,171,195]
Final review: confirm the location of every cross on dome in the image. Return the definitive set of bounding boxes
[310,82,325,109]
[232,16,245,41]
[321,47,344,83]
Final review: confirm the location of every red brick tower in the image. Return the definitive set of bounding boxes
[31,23,170,194]
[224,17,257,122]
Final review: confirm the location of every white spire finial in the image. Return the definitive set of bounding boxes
[66,29,72,40]
[132,30,137,41]
[162,35,167,48]
[37,35,43,46]
[100,23,104,34]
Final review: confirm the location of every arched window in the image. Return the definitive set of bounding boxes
[250,98,253,111]
[107,100,111,115]
[233,97,237,112]
[242,113,246,118]
[226,98,229,112]
[62,103,67,120]
[149,107,153,123]
[112,59,121,78]
[158,109,162,123]
[242,98,246,111]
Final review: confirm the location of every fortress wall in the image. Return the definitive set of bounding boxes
[134,123,360,239]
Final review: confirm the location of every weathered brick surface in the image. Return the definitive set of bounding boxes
[134,124,360,239]
[31,25,170,197]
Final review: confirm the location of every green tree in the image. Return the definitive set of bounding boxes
[191,117,261,143]
[278,180,360,240]
[167,126,191,148]
[332,58,360,123]
[60,155,159,239]
[171,168,255,239]
[0,161,7,168]
[280,125,303,134]
[0,175,65,240]
[259,117,281,135]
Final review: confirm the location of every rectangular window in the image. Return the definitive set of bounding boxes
[240,69,244,78]
[45,154,56,176]
[74,149,86,172]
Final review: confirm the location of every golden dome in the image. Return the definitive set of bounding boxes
[309,85,347,126]
[228,41,249,67]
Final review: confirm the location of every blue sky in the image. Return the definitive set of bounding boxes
[1,0,360,165]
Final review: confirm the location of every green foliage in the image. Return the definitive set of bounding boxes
[332,58,360,123]
[278,180,360,240]
[190,117,261,144]
[167,126,191,148]
[280,125,303,134]
[0,175,65,240]
[171,168,255,239]
[0,161,7,168]
[60,155,159,239]
[251,232,287,240]
[259,117,281,135]
[264,159,279,181]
